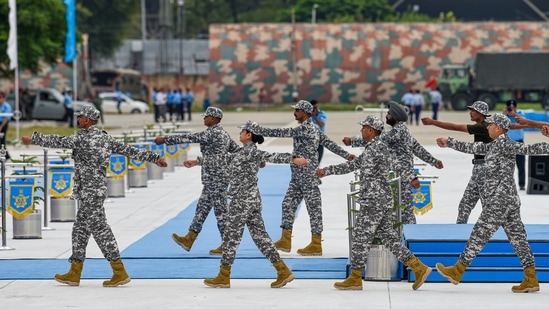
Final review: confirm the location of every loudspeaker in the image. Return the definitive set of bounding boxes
[527,156,549,194]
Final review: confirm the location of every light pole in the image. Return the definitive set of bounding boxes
[178,0,184,84]
[311,4,318,24]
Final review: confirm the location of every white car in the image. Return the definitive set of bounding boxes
[99,92,150,114]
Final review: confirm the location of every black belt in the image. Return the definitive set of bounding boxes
[472,159,485,164]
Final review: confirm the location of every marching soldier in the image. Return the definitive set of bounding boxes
[436,113,544,293]
[249,100,355,256]
[185,121,308,288]
[155,106,239,255]
[343,101,443,224]
[22,106,167,287]
[422,101,492,223]
[317,116,432,291]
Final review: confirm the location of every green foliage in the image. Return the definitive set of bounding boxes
[78,0,140,57]
[0,0,66,78]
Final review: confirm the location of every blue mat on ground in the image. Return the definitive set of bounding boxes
[0,165,348,280]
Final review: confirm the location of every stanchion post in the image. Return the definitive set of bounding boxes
[0,145,14,250]
[42,149,54,230]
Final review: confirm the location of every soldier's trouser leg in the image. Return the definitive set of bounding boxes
[247,205,281,264]
[71,198,121,262]
[303,185,323,235]
[280,181,304,232]
[400,179,416,224]
[456,164,484,224]
[189,184,228,236]
[458,202,510,266]
[220,200,246,267]
[502,207,535,267]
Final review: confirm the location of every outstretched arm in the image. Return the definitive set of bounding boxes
[421,118,468,132]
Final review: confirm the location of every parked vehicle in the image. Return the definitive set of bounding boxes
[6,88,94,121]
[91,68,149,102]
[436,52,549,111]
[98,92,150,114]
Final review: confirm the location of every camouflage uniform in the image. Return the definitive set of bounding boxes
[352,122,439,223]
[30,127,160,262]
[164,123,239,236]
[323,135,413,269]
[447,134,549,268]
[198,141,294,266]
[456,122,492,224]
[254,118,351,234]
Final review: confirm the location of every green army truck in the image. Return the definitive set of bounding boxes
[437,52,549,111]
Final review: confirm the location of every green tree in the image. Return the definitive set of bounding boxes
[0,0,66,79]
[78,0,140,58]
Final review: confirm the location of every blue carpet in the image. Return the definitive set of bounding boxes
[0,165,348,280]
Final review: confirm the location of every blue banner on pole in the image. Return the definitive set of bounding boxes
[8,178,36,219]
[64,0,76,63]
[412,180,433,215]
[108,154,128,179]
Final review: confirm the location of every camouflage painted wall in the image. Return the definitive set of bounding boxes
[209,22,549,104]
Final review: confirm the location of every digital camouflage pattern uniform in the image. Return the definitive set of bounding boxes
[198,141,294,266]
[254,118,351,235]
[352,122,439,224]
[323,135,413,269]
[456,121,491,224]
[164,123,239,236]
[447,134,549,268]
[30,127,160,262]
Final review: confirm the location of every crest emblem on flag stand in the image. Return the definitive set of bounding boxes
[8,177,36,219]
[150,143,165,157]
[49,167,74,198]
[412,180,433,215]
[108,154,128,179]
[165,144,179,159]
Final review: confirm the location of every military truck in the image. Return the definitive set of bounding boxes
[7,88,94,121]
[437,52,549,111]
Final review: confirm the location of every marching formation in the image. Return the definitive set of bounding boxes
[23,100,548,293]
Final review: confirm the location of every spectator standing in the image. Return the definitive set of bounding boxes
[64,88,74,128]
[115,87,123,114]
[504,99,526,190]
[401,89,414,124]
[173,89,183,121]
[185,88,194,121]
[429,87,442,120]
[154,88,167,123]
[258,87,266,111]
[310,99,327,163]
[0,91,12,160]
[412,90,425,125]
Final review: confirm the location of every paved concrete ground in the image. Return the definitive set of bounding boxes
[1,110,548,308]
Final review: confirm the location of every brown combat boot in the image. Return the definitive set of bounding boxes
[512,266,540,293]
[54,261,84,286]
[271,260,295,288]
[103,259,131,287]
[297,234,322,256]
[209,245,222,255]
[172,230,198,251]
[204,265,231,288]
[334,268,363,290]
[273,229,292,252]
[435,261,467,285]
[405,255,432,290]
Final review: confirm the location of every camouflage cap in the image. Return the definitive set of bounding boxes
[467,101,490,116]
[238,120,260,134]
[291,100,313,114]
[387,101,408,122]
[75,106,100,121]
[485,113,510,130]
[202,106,223,119]
[358,115,384,131]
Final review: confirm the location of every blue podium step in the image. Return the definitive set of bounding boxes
[403,224,549,283]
